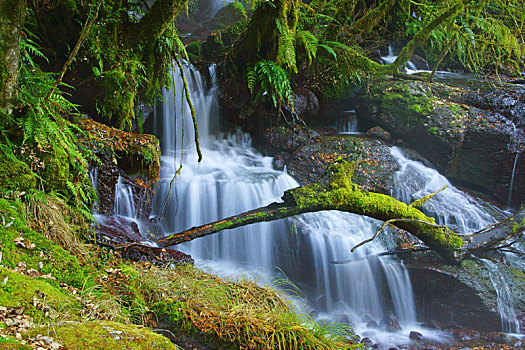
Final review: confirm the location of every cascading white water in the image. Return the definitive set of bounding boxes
[390,147,524,334]
[482,259,521,333]
[150,63,427,346]
[391,146,498,234]
[334,110,360,134]
[507,152,520,208]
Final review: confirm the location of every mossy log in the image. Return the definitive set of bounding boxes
[157,160,525,264]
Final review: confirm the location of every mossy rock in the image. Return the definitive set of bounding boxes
[0,268,81,318]
[0,198,90,288]
[46,320,179,349]
[37,146,70,195]
[76,118,160,184]
[0,158,36,194]
[455,259,525,311]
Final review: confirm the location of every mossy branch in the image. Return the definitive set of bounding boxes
[409,185,448,208]
[129,0,187,46]
[174,58,202,162]
[157,160,464,262]
[351,218,448,253]
[389,0,469,72]
[156,160,525,264]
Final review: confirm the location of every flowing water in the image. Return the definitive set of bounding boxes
[482,259,521,333]
[107,62,522,346]
[507,152,520,209]
[145,63,451,347]
[391,147,498,235]
[391,147,524,334]
[334,110,360,134]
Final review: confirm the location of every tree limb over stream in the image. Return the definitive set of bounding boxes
[156,160,525,263]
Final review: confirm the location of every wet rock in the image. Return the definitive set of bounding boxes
[421,320,442,330]
[264,126,399,191]
[409,331,423,340]
[366,320,379,328]
[263,126,316,152]
[486,332,516,344]
[405,259,507,332]
[380,314,402,332]
[422,346,439,350]
[94,215,193,265]
[294,87,320,123]
[119,244,193,266]
[95,215,146,246]
[360,337,373,348]
[94,153,119,215]
[366,126,391,142]
[452,329,480,341]
[272,155,286,170]
[312,127,338,135]
[410,54,429,70]
[354,78,525,206]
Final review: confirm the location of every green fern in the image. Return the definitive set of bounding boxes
[247,60,294,109]
[16,29,96,211]
[276,19,298,73]
[297,30,318,65]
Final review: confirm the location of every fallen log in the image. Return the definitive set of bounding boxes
[157,160,463,262]
[156,160,525,263]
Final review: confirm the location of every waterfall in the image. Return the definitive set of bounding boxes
[334,110,360,134]
[390,146,497,234]
[391,147,523,334]
[482,259,521,334]
[507,152,520,209]
[148,62,430,346]
[89,167,98,210]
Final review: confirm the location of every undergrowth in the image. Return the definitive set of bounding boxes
[124,264,359,349]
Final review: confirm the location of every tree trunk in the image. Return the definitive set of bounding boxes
[232,0,300,70]
[0,0,27,114]
[156,160,525,264]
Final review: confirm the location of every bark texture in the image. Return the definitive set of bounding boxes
[0,0,26,113]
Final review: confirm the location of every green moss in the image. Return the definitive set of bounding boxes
[38,146,69,194]
[0,157,36,194]
[0,198,90,288]
[37,320,178,350]
[186,40,202,62]
[374,81,433,127]
[213,221,234,231]
[0,268,81,318]
[289,160,465,256]
[96,72,137,130]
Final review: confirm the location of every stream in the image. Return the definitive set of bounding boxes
[104,61,524,347]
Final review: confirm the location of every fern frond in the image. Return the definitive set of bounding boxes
[297,30,318,65]
[318,43,338,60]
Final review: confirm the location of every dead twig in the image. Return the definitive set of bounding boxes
[44,0,104,102]
[351,218,447,252]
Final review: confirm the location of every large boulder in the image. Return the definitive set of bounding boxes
[294,86,320,122]
[406,256,525,332]
[262,126,398,193]
[354,78,525,206]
